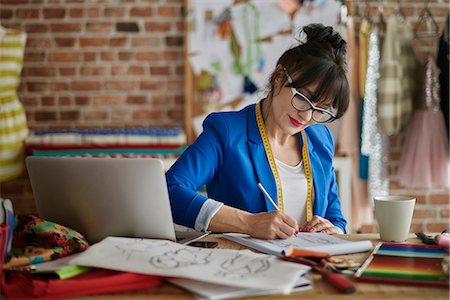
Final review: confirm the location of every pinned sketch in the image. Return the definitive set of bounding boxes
[71,237,309,291]
[187,0,343,141]
[188,0,233,55]
[292,0,341,28]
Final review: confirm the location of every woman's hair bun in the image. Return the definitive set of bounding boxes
[302,23,346,56]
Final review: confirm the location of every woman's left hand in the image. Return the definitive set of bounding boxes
[300,215,341,234]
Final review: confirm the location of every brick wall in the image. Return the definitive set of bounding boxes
[1,0,185,129]
[1,0,449,232]
[0,0,186,214]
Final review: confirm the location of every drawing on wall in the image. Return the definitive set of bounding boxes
[215,253,270,279]
[187,0,343,140]
[150,247,212,269]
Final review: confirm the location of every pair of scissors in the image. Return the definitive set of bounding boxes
[415,232,437,245]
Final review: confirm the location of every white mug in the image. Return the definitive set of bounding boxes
[374,195,416,242]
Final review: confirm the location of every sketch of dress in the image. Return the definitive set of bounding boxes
[216,253,270,279]
[115,239,170,260]
[150,248,212,269]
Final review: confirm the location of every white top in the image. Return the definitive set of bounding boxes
[275,158,307,225]
[194,158,308,232]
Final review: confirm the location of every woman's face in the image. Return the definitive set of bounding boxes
[268,71,335,136]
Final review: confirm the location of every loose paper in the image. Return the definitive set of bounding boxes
[71,237,310,291]
[168,274,311,300]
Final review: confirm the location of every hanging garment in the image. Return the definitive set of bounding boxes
[437,14,449,139]
[358,18,370,99]
[0,26,28,182]
[358,18,370,181]
[361,26,389,204]
[358,104,369,181]
[397,57,449,189]
[378,16,417,135]
[337,17,371,232]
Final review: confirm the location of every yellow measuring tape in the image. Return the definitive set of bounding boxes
[255,101,314,221]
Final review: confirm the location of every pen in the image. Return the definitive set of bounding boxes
[354,242,381,278]
[257,183,279,211]
[258,183,300,235]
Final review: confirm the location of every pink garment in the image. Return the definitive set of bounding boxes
[397,109,449,188]
[397,58,449,189]
[339,17,360,155]
[337,17,371,231]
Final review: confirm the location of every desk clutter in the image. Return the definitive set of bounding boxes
[1,222,312,299]
[24,128,186,167]
[1,200,449,299]
[2,215,88,270]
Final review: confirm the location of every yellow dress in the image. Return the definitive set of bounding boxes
[0,27,28,181]
[358,18,370,99]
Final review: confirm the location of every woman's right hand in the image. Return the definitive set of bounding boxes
[208,205,298,240]
[244,211,298,240]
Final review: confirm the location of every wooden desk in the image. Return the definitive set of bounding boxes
[77,234,449,300]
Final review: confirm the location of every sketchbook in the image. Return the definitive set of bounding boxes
[223,233,373,256]
[168,274,312,300]
[355,242,449,288]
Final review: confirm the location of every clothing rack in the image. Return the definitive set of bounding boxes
[345,0,441,37]
[346,0,438,23]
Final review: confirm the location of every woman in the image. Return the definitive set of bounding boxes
[167,24,349,240]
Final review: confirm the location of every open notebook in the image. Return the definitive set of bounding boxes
[223,233,373,256]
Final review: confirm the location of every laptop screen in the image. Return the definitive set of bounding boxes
[26,157,177,243]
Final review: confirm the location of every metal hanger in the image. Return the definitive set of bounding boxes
[363,0,372,23]
[414,0,440,38]
[376,0,385,27]
[395,0,407,22]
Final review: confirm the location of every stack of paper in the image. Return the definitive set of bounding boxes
[168,274,311,300]
[29,253,90,279]
[71,237,311,293]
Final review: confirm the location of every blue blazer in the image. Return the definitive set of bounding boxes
[166,103,347,233]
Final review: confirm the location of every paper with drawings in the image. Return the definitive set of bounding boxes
[292,0,341,29]
[223,233,373,256]
[71,237,310,291]
[168,274,311,300]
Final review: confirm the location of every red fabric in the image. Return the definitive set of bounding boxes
[0,224,9,281]
[1,268,163,299]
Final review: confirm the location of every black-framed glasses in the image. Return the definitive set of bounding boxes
[283,68,336,123]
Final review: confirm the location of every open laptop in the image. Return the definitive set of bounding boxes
[26,156,207,244]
